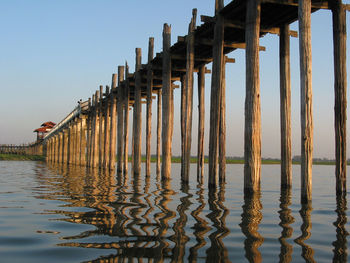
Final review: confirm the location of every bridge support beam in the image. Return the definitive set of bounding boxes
[280,24,292,189]
[146,37,154,176]
[197,65,205,182]
[117,66,125,173]
[162,23,173,180]
[299,0,313,203]
[156,89,162,175]
[123,63,130,174]
[109,74,117,171]
[244,0,262,194]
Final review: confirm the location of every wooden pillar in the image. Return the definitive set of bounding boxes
[117,66,125,172]
[180,74,186,176]
[103,86,110,170]
[146,37,154,176]
[123,63,130,173]
[75,119,81,165]
[69,124,74,164]
[208,9,224,186]
[162,23,173,180]
[197,65,205,181]
[63,129,68,164]
[60,132,64,164]
[280,24,292,189]
[109,74,117,170]
[86,98,92,167]
[55,135,59,163]
[80,116,87,166]
[298,0,313,203]
[93,91,100,168]
[219,58,226,182]
[244,0,261,194]
[156,89,162,174]
[332,0,347,196]
[98,85,104,168]
[182,10,197,183]
[133,48,142,175]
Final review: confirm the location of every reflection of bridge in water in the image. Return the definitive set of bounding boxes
[30,164,348,262]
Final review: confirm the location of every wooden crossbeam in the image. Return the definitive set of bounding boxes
[197,38,266,51]
[201,15,298,37]
[171,53,212,62]
[225,56,235,63]
[261,0,330,9]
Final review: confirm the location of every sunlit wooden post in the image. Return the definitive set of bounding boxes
[123,63,130,173]
[182,9,197,183]
[133,48,142,175]
[280,24,292,189]
[219,57,226,182]
[103,86,110,169]
[86,98,92,167]
[117,66,125,172]
[80,116,87,166]
[156,89,162,174]
[299,0,313,203]
[146,37,154,176]
[92,91,99,168]
[197,65,205,181]
[331,0,347,196]
[209,1,224,187]
[98,85,104,168]
[75,118,81,165]
[162,23,173,179]
[109,74,117,170]
[244,0,261,194]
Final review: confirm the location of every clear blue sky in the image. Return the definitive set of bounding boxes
[0,0,349,159]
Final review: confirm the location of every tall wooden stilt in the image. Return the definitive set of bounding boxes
[117,66,125,173]
[133,48,142,175]
[86,98,92,167]
[299,0,313,203]
[75,119,81,165]
[180,74,186,176]
[103,86,110,170]
[280,24,292,189]
[156,89,162,175]
[197,65,205,181]
[219,58,226,182]
[93,91,100,168]
[244,0,261,194]
[332,0,347,196]
[80,116,87,166]
[124,63,130,173]
[208,9,224,187]
[146,37,154,176]
[162,23,173,180]
[98,85,104,168]
[182,9,197,183]
[109,74,117,171]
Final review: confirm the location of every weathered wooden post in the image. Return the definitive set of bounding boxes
[98,85,104,168]
[63,128,68,164]
[162,23,173,180]
[146,37,154,176]
[156,89,162,174]
[109,74,117,170]
[86,98,92,167]
[75,118,81,165]
[93,91,100,168]
[182,9,197,183]
[69,123,74,164]
[280,24,292,189]
[59,131,64,164]
[117,66,125,172]
[80,116,87,166]
[219,58,226,182]
[197,65,205,181]
[331,0,347,196]
[244,0,261,194]
[103,86,110,170]
[133,48,142,175]
[299,0,313,203]
[209,1,224,186]
[123,63,130,173]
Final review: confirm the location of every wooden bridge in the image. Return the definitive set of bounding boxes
[6,0,349,203]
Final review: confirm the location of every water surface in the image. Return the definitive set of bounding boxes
[0,161,348,262]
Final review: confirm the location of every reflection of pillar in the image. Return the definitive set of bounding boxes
[279,187,294,262]
[299,0,313,203]
[240,192,264,263]
[332,194,348,262]
[294,203,314,262]
[244,0,261,194]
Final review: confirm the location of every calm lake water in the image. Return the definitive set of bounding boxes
[0,161,348,262]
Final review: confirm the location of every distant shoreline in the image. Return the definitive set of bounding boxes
[0,153,343,166]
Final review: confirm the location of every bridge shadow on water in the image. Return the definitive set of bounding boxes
[32,163,348,263]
